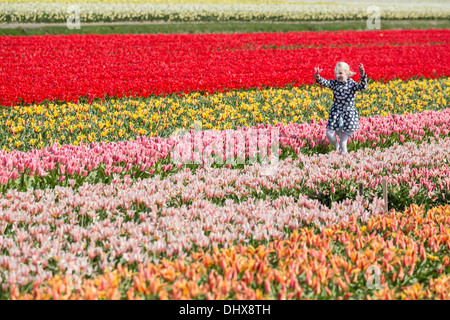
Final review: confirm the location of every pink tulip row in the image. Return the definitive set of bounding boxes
[0,137,176,186]
[167,135,450,202]
[280,109,450,151]
[134,109,450,167]
[291,137,450,197]
[170,109,450,165]
[1,109,450,189]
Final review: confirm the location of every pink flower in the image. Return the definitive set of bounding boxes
[9,170,19,180]
[67,165,75,175]
[0,176,8,185]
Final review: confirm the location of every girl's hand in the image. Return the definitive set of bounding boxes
[313,67,323,80]
[359,63,365,75]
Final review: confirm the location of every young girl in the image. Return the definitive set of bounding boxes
[313,62,367,154]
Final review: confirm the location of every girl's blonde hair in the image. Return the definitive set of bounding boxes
[335,62,356,78]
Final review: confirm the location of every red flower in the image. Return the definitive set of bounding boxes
[1,30,449,107]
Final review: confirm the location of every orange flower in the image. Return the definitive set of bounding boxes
[264,278,271,294]
[401,283,426,300]
[336,277,348,292]
[398,266,405,281]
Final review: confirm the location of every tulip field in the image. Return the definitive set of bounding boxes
[2,0,449,23]
[1,24,450,300]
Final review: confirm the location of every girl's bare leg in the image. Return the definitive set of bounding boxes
[326,128,340,151]
[337,131,353,154]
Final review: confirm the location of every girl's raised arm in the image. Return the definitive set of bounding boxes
[354,63,368,92]
[313,67,334,89]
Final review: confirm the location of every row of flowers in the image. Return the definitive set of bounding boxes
[1,24,450,52]
[3,25,449,49]
[0,171,383,288]
[1,108,449,194]
[1,134,449,298]
[1,31,449,106]
[2,191,449,299]
[1,2,448,23]
[2,77,448,152]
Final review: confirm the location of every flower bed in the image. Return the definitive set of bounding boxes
[1,30,449,106]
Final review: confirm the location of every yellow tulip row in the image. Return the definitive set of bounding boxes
[1,77,448,153]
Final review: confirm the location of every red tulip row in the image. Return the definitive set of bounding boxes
[3,29,448,53]
[170,29,449,50]
[1,31,449,107]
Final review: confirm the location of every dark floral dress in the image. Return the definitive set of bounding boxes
[315,74,367,133]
